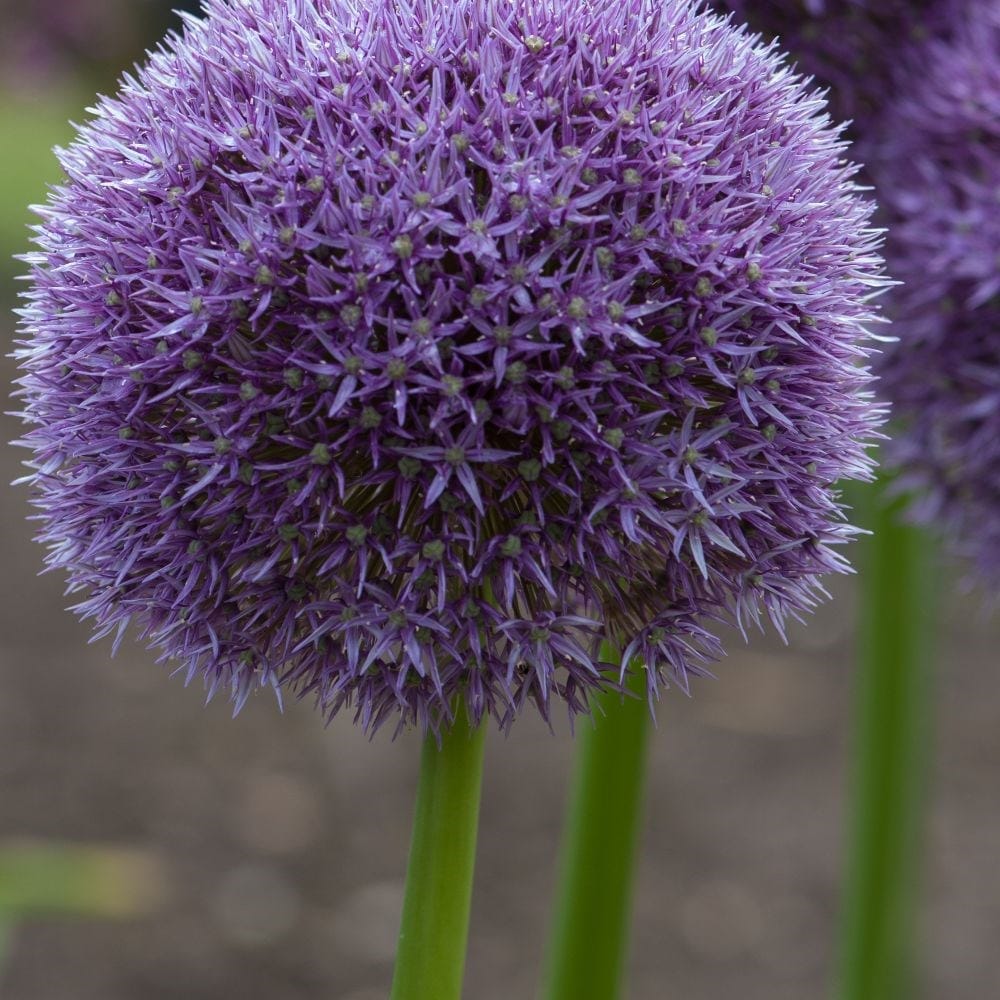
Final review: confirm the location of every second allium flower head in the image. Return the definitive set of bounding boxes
[16,0,885,732]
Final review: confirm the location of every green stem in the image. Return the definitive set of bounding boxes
[390,701,487,1000]
[837,479,935,1000]
[543,646,651,1000]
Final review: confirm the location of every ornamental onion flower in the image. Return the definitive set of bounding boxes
[718,0,944,127]
[874,1,1000,586]
[14,0,887,734]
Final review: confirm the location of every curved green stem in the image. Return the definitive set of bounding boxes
[836,480,935,1000]
[390,702,487,1000]
[543,647,651,1000]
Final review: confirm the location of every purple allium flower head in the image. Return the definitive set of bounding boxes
[718,1,944,127]
[14,0,886,733]
[874,1,1000,586]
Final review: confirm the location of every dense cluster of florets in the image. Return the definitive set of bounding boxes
[15,0,885,732]
[718,0,944,127]
[874,2,1000,585]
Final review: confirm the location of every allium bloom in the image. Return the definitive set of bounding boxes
[718,1,943,127]
[15,0,885,732]
[875,2,1000,585]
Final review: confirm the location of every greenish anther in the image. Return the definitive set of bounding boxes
[310,442,331,465]
[568,297,588,320]
[506,361,528,384]
[182,350,203,370]
[746,262,762,281]
[552,419,572,441]
[346,525,368,547]
[387,359,408,380]
[392,234,414,259]
[519,458,542,482]
[213,436,232,455]
[700,326,718,347]
[284,367,303,389]
[278,524,299,542]
[695,277,713,297]
[422,540,446,562]
[344,355,364,375]
[341,304,362,327]
[500,536,522,557]
[604,428,625,449]
[399,456,422,479]
[360,407,382,430]
[445,446,466,466]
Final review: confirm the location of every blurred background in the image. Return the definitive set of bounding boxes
[1,4,998,999]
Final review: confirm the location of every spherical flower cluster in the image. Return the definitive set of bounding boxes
[15,0,886,733]
[718,0,944,127]
[874,1,1000,586]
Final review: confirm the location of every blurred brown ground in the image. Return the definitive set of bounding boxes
[1,23,999,997]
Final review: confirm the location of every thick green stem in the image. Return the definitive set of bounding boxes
[836,480,935,1000]
[390,702,487,1000]
[543,647,651,1000]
